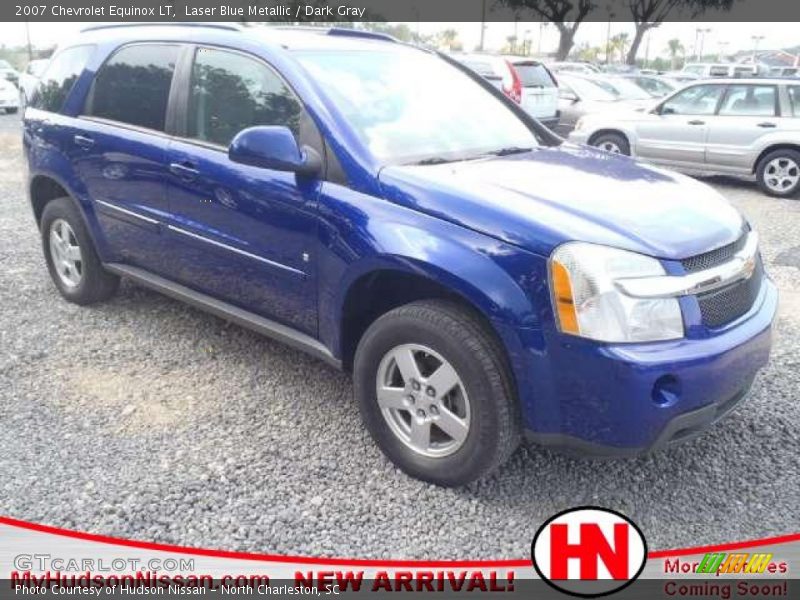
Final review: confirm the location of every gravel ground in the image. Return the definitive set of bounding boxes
[0,110,798,559]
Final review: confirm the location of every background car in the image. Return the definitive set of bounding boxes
[555,73,647,135]
[0,78,19,114]
[451,53,559,128]
[619,73,679,98]
[548,61,601,75]
[681,62,768,78]
[568,78,800,197]
[580,74,657,103]
[0,58,19,85]
[18,58,48,107]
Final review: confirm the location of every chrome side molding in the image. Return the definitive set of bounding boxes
[615,232,759,299]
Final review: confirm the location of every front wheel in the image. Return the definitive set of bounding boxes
[354,300,520,486]
[591,132,630,156]
[756,149,800,198]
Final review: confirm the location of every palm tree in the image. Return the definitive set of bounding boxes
[437,29,459,50]
[667,38,685,70]
[609,33,630,64]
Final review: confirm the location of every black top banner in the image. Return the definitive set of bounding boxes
[5,0,800,23]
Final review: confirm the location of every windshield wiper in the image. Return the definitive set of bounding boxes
[409,157,454,166]
[486,146,534,157]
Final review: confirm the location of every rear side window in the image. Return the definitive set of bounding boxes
[718,85,777,117]
[514,63,556,88]
[789,87,800,117]
[87,44,179,131]
[187,47,303,147]
[31,45,93,113]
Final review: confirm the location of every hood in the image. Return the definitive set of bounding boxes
[378,145,744,260]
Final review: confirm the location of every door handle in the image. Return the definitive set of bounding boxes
[757,122,777,128]
[687,119,705,125]
[73,134,95,149]
[169,162,199,180]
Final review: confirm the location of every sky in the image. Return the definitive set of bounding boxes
[0,21,797,60]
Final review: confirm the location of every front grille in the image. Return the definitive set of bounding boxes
[681,233,748,273]
[696,259,763,328]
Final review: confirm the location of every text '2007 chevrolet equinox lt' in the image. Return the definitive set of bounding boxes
[24,24,777,486]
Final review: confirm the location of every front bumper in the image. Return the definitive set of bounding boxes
[521,277,778,456]
[567,129,590,145]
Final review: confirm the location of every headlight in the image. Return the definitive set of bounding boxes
[549,242,683,343]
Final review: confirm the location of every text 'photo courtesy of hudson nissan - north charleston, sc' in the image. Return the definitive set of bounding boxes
[24,24,777,487]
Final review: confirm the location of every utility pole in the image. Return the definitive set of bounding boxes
[25,21,33,62]
[479,0,486,51]
[697,28,711,60]
[717,41,729,62]
[751,35,764,63]
[605,19,613,65]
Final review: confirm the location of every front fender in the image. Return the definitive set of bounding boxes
[316,184,550,410]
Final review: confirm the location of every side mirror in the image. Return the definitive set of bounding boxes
[660,106,676,115]
[228,126,321,177]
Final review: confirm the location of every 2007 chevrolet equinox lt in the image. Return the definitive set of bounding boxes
[24,24,778,486]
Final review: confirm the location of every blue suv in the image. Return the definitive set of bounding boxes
[24,24,777,486]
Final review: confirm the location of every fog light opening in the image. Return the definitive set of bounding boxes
[652,375,681,407]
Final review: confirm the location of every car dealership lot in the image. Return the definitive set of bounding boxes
[0,110,798,558]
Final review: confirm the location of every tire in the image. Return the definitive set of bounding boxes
[591,132,630,156]
[354,300,520,486]
[756,149,800,198]
[40,196,119,305]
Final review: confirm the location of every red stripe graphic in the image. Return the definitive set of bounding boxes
[1,516,798,567]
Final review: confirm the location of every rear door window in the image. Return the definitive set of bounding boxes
[718,85,777,117]
[513,63,556,88]
[86,44,179,132]
[31,45,94,113]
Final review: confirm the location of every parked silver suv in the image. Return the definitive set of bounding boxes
[569,79,800,197]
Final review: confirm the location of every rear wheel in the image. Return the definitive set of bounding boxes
[756,149,800,198]
[354,300,520,486]
[591,132,630,156]
[41,197,119,304]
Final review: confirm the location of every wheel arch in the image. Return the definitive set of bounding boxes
[587,128,631,148]
[752,143,800,174]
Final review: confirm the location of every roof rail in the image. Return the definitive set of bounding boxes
[326,27,398,43]
[81,22,243,34]
[268,25,397,43]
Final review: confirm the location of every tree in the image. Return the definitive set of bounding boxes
[609,32,630,63]
[500,0,597,60]
[574,43,600,62]
[666,38,685,69]
[625,0,734,65]
[438,28,459,49]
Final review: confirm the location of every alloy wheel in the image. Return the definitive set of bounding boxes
[376,343,471,458]
[49,218,83,288]
[598,141,622,154]
[764,157,800,193]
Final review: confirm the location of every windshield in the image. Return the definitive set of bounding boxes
[559,75,617,102]
[295,49,538,164]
